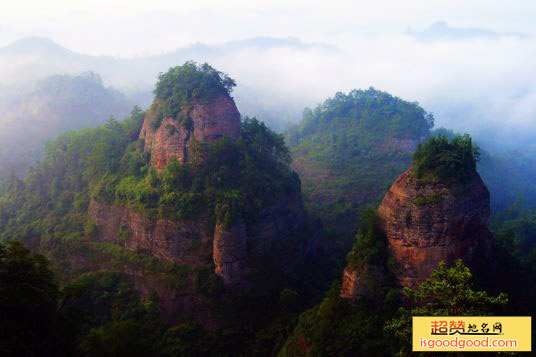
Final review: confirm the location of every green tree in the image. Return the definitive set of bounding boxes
[385,260,508,356]
[413,134,480,184]
[345,206,387,270]
[80,320,154,357]
[0,240,80,356]
[152,61,236,128]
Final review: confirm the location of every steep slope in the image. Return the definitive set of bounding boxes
[140,93,241,169]
[278,135,499,356]
[0,72,132,177]
[377,166,492,289]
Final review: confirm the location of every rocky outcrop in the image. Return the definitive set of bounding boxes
[88,190,312,288]
[213,219,248,286]
[341,264,385,300]
[139,94,241,170]
[87,82,320,328]
[88,200,212,265]
[378,167,493,289]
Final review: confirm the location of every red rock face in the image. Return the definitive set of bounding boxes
[88,189,311,290]
[191,94,241,143]
[140,94,241,170]
[378,168,493,289]
[88,200,212,265]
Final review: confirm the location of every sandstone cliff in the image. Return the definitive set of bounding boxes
[85,66,321,328]
[89,189,310,289]
[341,165,493,299]
[140,94,240,170]
[378,167,493,289]
[88,200,212,265]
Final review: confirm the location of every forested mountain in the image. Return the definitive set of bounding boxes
[280,135,534,356]
[1,62,535,355]
[285,89,536,262]
[0,72,132,177]
[0,63,329,356]
[285,88,434,258]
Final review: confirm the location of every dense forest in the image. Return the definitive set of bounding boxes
[0,64,329,356]
[285,88,434,217]
[285,88,434,270]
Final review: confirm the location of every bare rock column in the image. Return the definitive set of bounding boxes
[140,93,241,170]
[378,167,493,289]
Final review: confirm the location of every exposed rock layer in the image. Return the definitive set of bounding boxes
[88,190,311,287]
[378,168,493,289]
[88,92,319,326]
[139,94,240,170]
[88,200,212,265]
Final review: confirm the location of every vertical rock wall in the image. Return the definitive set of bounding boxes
[378,168,493,289]
[139,93,241,170]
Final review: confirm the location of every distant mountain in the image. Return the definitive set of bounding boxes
[0,37,338,91]
[0,72,133,177]
[406,21,527,40]
[0,36,338,130]
[0,36,77,56]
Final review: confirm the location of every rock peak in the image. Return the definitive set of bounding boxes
[378,166,493,289]
[140,93,240,169]
[139,62,241,170]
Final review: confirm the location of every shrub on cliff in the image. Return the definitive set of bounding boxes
[413,134,480,184]
[113,116,298,227]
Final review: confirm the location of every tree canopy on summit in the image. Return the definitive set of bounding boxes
[153,61,236,122]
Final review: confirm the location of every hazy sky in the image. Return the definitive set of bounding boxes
[1,0,535,56]
[1,1,536,148]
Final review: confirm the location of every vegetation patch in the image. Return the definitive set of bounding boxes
[285,87,434,255]
[346,207,388,270]
[413,134,480,185]
[414,192,445,206]
[150,61,236,130]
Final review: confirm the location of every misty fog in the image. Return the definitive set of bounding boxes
[1,1,536,179]
[0,21,535,152]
